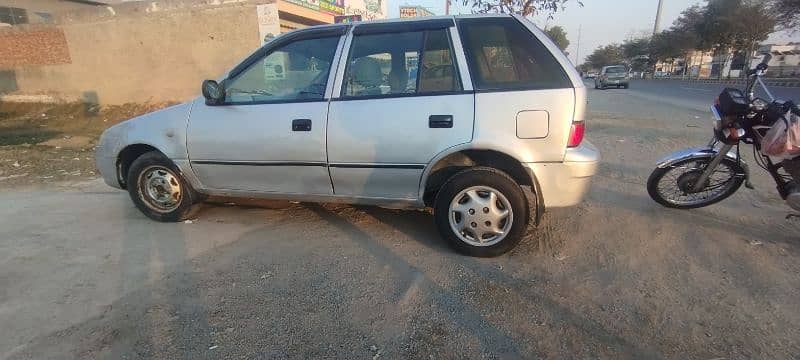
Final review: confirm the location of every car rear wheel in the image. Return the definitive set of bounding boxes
[127,151,202,222]
[434,167,529,257]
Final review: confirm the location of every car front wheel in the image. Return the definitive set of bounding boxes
[434,167,529,257]
[127,151,202,222]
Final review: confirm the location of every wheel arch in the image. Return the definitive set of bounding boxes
[115,143,166,189]
[420,146,544,224]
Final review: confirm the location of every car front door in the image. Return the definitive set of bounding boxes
[327,21,474,199]
[187,28,345,194]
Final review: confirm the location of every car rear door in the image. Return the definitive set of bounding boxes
[326,20,474,199]
[186,27,346,194]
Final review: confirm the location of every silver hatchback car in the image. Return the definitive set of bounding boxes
[96,14,599,257]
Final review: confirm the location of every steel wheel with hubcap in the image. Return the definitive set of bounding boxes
[434,167,530,257]
[127,151,202,222]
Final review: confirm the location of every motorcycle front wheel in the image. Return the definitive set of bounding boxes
[647,157,745,209]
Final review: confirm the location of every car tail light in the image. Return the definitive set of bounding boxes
[567,121,585,148]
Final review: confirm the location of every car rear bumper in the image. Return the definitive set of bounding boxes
[604,78,628,84]
[524,141,599,208]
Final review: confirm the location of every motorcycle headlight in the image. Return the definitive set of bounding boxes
[751,98,769,112]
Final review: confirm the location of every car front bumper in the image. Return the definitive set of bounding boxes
[95,129,123,189]
[524,141,599,208]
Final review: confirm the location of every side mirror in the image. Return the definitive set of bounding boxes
[202,79,225,105]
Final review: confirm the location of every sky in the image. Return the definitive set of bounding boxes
[386,0,800,65]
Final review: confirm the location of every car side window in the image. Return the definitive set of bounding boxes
[458,18,571,91]
[225,36,340,104]
[342,28,461,98]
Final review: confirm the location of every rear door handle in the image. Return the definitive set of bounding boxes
[429,115,453,128]
[292,119,312,131]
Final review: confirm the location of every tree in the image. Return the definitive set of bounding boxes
[462,0,583,17]
[585,44,624,70]
[731,0,776,74]
[544,26,569,51]
[694,0,775,77]
[621,37,651,72]
[668,4,704,77]
[771,0,800,29]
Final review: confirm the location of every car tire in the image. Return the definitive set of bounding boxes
[127,151,203,222]
[433,167,529,257]
[623,84,629,89]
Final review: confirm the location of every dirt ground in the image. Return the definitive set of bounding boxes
[0,101,171,186]
[1,85,800,359]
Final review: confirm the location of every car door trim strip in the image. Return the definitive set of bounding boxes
[192,160,326,167]
[329,163,425,169]
[191,161,425,170]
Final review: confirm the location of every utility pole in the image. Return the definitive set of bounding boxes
[445,0,449,15]
[575,24,581,66]
[652,0,664,35]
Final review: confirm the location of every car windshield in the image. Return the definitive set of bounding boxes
[606,66,625,74]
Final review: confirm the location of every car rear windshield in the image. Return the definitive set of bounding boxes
[606,67,625,74]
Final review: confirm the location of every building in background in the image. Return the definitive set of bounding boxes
[0,0,387,104]
[399,5,433,18]
[0,0,107,25]
[1,0,385,31]
[757,43,800,78]
[652,42,800,80]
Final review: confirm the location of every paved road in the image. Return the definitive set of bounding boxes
[2,88,800,359]
[588,79,800,113]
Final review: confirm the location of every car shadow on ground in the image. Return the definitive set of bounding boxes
[304,203,659,358]
[9,197,660,359]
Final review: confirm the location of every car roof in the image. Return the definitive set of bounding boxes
[287,13,513,33]
[355,13,511,24]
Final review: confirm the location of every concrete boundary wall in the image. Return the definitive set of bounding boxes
[0,0,275,104]
[647,77,800,88]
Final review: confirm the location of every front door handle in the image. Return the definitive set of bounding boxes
[429,115,453,128]
[292,119,312,131]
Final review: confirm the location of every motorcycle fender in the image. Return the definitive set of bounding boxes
[656,147,751,185]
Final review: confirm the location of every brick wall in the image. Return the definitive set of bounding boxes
[0,27,70,68]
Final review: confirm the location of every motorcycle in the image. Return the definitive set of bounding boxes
[647,54,800,211]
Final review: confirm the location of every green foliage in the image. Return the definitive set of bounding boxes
[461,0,582,17]
[544,26,570,51]
[771,0,800,29]
[584,0,776,72]
[585,44,624,69]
